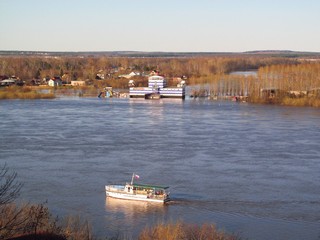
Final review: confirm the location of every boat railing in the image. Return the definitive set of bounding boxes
[147,192,169,200]
[106,185,125,192]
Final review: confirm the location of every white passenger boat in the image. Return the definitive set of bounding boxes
[105,173,170,203]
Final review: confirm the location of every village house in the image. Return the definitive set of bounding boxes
[149,70,159,76]
[307,88,320,97]
[0,79,16,87]
[48,77,62,87]
[288,90,307,98]
[260,88,290,100]
[128,79,135,87]
[0,76,24,87]
[96,70,105,80]
[0,75,9,80]
[172,76,187,87]
[31,79,41,86]
[71,80,86,86]
[118,71,141,79]
[61,73,71,84]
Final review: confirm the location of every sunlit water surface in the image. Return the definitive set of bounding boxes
[1,97,320,240]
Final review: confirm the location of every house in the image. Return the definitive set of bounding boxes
[71,80,86,86]
[172,76,187,87]
[288,90,307,98]
[128,79,135,87]
[118,72,141,79]
[31,79,41,86]
[61,73,70,84]
[0,75,23,87]
[96,70,105,80]
[48,77,62,87]
[0,79,16,87]
[307,88,320,97]
[149,70,160,76]
[0,75,9,80]
[260,88,280,98]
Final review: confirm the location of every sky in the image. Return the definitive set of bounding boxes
[1,0,320,52]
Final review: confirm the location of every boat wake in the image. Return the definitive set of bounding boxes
[167,195,320,223]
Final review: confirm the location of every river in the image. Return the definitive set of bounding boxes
[1,97,320,239]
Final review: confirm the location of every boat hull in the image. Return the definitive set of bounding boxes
[145,93,161,99]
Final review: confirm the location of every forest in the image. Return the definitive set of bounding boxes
[1,53,320,106]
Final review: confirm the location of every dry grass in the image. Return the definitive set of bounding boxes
[62,216,93,240]
[1,204,239,240]
[248,95,320,107]
[139,221,239,240]
[0,86,55,100]
[281,97,320,107]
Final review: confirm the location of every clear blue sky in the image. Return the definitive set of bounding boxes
[1,0,320,52]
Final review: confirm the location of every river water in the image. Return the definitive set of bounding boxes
[1,97,320,240]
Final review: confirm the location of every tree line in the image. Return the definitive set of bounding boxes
[0,55,296,82]
[1,55,320,106]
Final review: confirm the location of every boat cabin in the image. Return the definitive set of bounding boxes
[105,173,170,203]
[125,183,168,196]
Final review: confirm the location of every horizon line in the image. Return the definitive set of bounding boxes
[1,49,320,54]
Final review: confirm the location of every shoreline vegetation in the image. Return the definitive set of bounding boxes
[2,204,239,240]
[2,201,238,240]
[0,86,55,100]
[2,84,320,108]
[1,52,320,107]
[1,84,320,107]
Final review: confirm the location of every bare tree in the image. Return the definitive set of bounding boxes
[0,163,22,205]
[0,164,24,239]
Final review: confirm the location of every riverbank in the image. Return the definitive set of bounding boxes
[2,85,320,108]
[248,95,320,107]
[280,96,320,107]
[0,86,55,99]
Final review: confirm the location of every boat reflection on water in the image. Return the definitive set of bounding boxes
[105,196,168,216]
[105,197,169,237]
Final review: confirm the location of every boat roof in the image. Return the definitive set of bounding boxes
[132,183,169,190]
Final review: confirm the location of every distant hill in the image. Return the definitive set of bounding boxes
[245,50,295,54]
[244,50,320,58]
[0,50,232,57]
[0,50,320,58]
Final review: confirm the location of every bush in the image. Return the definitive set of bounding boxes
[0,203,93,240]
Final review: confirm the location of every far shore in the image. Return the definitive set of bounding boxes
[1,85,320,108]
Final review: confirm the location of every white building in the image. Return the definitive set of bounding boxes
[71,80,86,86]
[48,78,62,87]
